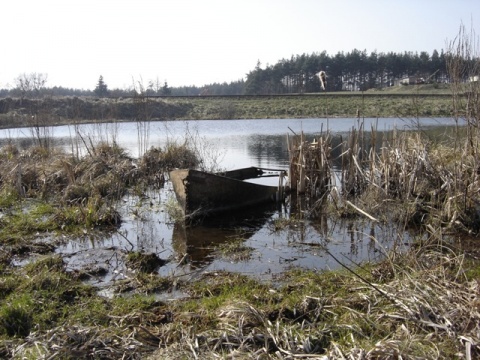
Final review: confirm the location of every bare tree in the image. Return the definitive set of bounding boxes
[14,72,48,99]
[148,76,163,95]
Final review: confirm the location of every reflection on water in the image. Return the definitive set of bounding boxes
[0,118,458,170]
[2,118,456,286]
[172,203,278,268]
[56,185,410,286]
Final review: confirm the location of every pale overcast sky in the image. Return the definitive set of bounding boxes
[1,0,477,90]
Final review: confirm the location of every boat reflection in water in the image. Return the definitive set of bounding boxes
[171,203,279,268]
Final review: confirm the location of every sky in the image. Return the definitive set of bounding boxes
[1,0,478,90]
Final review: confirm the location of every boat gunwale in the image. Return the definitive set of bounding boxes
[170,167,285,218]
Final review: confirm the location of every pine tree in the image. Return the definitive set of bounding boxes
[160,81,171,96]
[94,75,109,97]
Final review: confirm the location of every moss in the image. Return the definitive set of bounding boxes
[0,185,21,208]
[0,255,98,336]
[184,273,272,312]
[126,251,166,274]
[23,254,65,276]
[463,259,480,281]
[0,276,18,301]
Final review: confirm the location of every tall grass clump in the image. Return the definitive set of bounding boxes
[0,295,33,337]
[139,143,199,176]
[287,130,332,199]
[0,132,204,242]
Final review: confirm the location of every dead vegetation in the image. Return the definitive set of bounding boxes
[148,247,479,359]
[2,243,477,359]
[215,233,256,262]
[286,120,480,236]
[0,141,199,203]
[0,140,200,243]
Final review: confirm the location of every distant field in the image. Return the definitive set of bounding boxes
[0,84,461,129]
[166,91,455,119]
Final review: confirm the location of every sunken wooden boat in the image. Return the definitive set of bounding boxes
[169,167,285,218]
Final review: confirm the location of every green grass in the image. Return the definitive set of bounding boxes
[0,294,33,337]
[0,246,477,358]
[0,198,118,244]
[0,185,20,208]
[0,201,57,243]
[166,90,455,119]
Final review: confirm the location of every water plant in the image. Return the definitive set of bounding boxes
[126,251,166,273]
[215,233,255,262]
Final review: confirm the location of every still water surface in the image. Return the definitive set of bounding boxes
[0,118,457,289]
[0,117,455,169]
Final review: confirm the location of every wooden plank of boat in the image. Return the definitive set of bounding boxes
[170,167,282,218]
[216,167,265,180]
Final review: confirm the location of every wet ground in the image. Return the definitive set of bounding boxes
[3,117,445,296]
[46,180,412,297]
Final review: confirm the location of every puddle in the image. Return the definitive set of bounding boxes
[53,182,413,292]
[0,118,459,297]
[96,283,189,300]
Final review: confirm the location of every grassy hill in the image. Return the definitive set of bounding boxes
[0,85,460,129]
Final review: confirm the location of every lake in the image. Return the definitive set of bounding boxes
[0,117,459,291]
[0,117,456,169]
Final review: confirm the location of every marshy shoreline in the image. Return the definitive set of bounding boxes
[1,87,480,359]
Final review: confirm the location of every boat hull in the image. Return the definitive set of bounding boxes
[170,168,281,218]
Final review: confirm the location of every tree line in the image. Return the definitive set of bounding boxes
[1,48,475,98]
[244,49,455,94]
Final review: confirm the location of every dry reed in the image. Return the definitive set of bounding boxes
[286,119,480,233]
[143,246,478,359]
